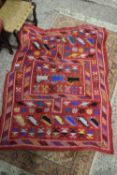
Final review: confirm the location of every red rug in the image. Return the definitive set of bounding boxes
[0,24,113,153]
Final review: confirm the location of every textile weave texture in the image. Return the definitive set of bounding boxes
[0,24,113,153]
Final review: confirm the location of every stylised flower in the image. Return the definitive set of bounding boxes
[86,108,93,115]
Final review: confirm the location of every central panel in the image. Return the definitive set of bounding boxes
[31,60,85,96]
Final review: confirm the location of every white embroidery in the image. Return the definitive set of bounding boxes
[28,116,38,126]
[36,75,48,83]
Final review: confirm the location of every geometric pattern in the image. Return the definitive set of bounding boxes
[0,24,113,153]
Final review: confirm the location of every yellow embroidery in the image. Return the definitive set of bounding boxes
[57,84,63,93]
[40,85,49,93]
[86,108,93,115]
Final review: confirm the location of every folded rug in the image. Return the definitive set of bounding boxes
[0,24,113,153]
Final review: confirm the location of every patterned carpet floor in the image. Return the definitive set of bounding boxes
[0,13,117,175]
